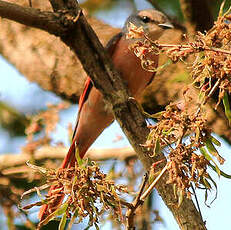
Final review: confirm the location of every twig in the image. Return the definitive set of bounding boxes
[0,1,67,36]
[140,165,168,201]
[28,0,32,7]
[202,78,221,105]
[0,146,136,171]
[191,184,204,223]
[126,173,148,229]
[145,34,231,55]
[125,165,168,229]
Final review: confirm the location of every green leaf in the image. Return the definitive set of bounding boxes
[143,111,164,119]
[155,59,172,74]
[149,169,162,184]
[75,146,83,166]
[219,1,226,16]
[208,163,231,179]
[94,223,100,230]
[222,92,231,126]
[200,147,221,177]
[67,208,79,230]
[205,139,225,165]
[202,177,212,190]
[58,212,67,230]
[147,129,156,141]
[206,173,218,205]
[170,71,190,83]
[162,127,174,135]
[209,135,221,147]
[204,188,209,207]
[56,203,68,216]
[151,138,161,157]
[38,203,68,228]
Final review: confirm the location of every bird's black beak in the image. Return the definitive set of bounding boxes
[158,22,174,29]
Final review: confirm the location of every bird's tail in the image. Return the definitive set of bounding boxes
[38,140,79,221]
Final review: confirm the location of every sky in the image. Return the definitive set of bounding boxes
[0,0,231,229]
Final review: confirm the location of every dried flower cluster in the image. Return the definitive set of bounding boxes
[191,8,231,111]
[25,102,69,141]
[125,6,231,204]
[22,160,128,229]
[128,7,231,123]
[22,102,69,154]
[145,102,224,204]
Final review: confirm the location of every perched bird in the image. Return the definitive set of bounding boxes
[39,9,173,220]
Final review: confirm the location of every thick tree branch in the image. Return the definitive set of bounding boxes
[0,0,66,36]
[179,0,214,32]
[0,1,120,103]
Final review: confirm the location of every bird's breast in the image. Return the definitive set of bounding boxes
[111,37,158,98]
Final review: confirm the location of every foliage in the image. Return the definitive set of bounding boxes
[127,3,231,206]
[22,159,128,229]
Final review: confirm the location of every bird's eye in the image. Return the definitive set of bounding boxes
[141,16,151,23]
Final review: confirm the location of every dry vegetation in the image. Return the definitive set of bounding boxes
[17,5,231,229]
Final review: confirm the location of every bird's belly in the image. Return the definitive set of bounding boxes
[112,50,156,99]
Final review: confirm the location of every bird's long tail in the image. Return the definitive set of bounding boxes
[38,139,80,221]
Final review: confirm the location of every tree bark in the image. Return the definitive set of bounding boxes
[179,0,214,32]
[0,0,119,103]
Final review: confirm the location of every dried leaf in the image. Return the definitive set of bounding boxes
[26,161,48,174]
[21,184,49,199]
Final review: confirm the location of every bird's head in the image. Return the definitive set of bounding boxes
[123,9,173,41]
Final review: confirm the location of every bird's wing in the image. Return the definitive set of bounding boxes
[78,32,123,115]
[106,32,123,56]
[78,77,93,115]
[72,32,123,140]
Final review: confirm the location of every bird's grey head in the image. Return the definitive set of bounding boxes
[123,9,173,41]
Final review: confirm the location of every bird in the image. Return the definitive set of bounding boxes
[39,8,173,221]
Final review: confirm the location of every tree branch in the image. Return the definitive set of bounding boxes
[179,0,214,32]
[0,146,136,171]
[0,0,66,36]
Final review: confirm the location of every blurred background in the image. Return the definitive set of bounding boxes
[0,0,231,229]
